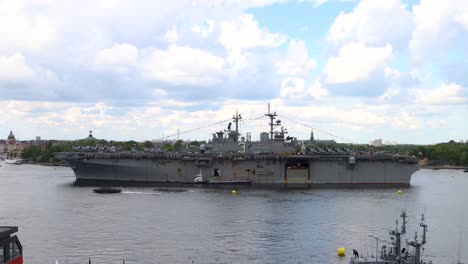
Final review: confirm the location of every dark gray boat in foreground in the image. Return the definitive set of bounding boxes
[55,106,419,186]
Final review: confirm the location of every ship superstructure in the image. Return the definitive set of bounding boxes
[55,106,419,186]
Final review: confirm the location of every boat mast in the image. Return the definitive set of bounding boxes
[232,110,242,142]
[390,210,407,256]
[408,214,427,264]
[265,103,278,141]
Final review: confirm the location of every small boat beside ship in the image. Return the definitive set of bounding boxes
[93,187,122,194]
[192,169,208,184]
[192,169,251,185]
[5,158,23,165]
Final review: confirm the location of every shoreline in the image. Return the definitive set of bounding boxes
[21,161,70,167]
[421,165,468,170]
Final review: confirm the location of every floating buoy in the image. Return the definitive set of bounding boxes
[337,247,345,256]
[397,189,402,195]
[231,190,237,195]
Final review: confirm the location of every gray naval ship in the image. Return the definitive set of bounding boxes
[349,210,433,264]
[55,106,420,186]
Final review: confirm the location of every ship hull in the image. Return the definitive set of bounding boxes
[56,152,419,186]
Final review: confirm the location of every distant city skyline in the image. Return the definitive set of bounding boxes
[1,0,467,144]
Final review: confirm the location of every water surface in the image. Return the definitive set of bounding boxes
[0,162,466,263]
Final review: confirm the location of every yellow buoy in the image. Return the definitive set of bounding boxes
[231,190,237,195]
[337,247,346,256]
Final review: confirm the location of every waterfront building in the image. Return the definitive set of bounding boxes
[369,138,383,146]
[6,131,23,158]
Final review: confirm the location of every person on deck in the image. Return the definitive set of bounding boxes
[353,249,360,259]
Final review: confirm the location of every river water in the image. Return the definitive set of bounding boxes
[0,161,466,264]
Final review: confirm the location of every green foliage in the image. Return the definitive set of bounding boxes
[306,140,468,166]
[173,140,183,151]
[459,151,468,165]
[162,140,184,151]
[425,143,462,163]
[307,142,420,155]
[189,140,204,147]
[142,140,154,148]
[20,139,155,164]
[21,145,42,162]
[21,142,72,163]
[120,140,140,150]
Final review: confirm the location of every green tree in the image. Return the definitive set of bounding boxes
[460,151,468,165]
[142,140,154,148]
[173,140,183,151]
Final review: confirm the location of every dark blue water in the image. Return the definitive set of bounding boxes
[0,162,466,264]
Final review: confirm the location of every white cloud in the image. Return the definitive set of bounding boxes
[336,108,386,126]
[191,20,214,38]
[378,87,400,102]
[393,112,420,130]
[326,0,412,48]
[1,0,466,145]
[0,53,59,96]
[0,1,57,53]
[0,53,35,81]
[301,0,358,8]
[280,77,306,99]
[411,83,467,105]
[93,43,138,73]
[219,14,286,51]
[324,42,392,84]
[410,0,468,62]
[426,120,449,128]
[219,14,287,72]
[142,45,225,86]
[384,67,401,80]
[152,88,168,97]
[164,27,179,43]
[276,40,316,77]
[307,80,328,99]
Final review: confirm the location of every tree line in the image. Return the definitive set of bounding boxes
[309,140,468,166]
[20,139,204,163]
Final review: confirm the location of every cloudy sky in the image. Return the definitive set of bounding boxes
[1,0,467,144]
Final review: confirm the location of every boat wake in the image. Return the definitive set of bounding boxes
[121,191,159,195]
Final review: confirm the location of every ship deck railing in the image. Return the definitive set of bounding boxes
[67,151,418,163]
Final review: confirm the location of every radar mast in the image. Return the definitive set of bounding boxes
[265,103,280,141]
[232,110,242,142]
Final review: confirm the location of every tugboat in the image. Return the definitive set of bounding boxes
[349,210,432,264]
[0,226,23,264]
[192,168,208,184]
